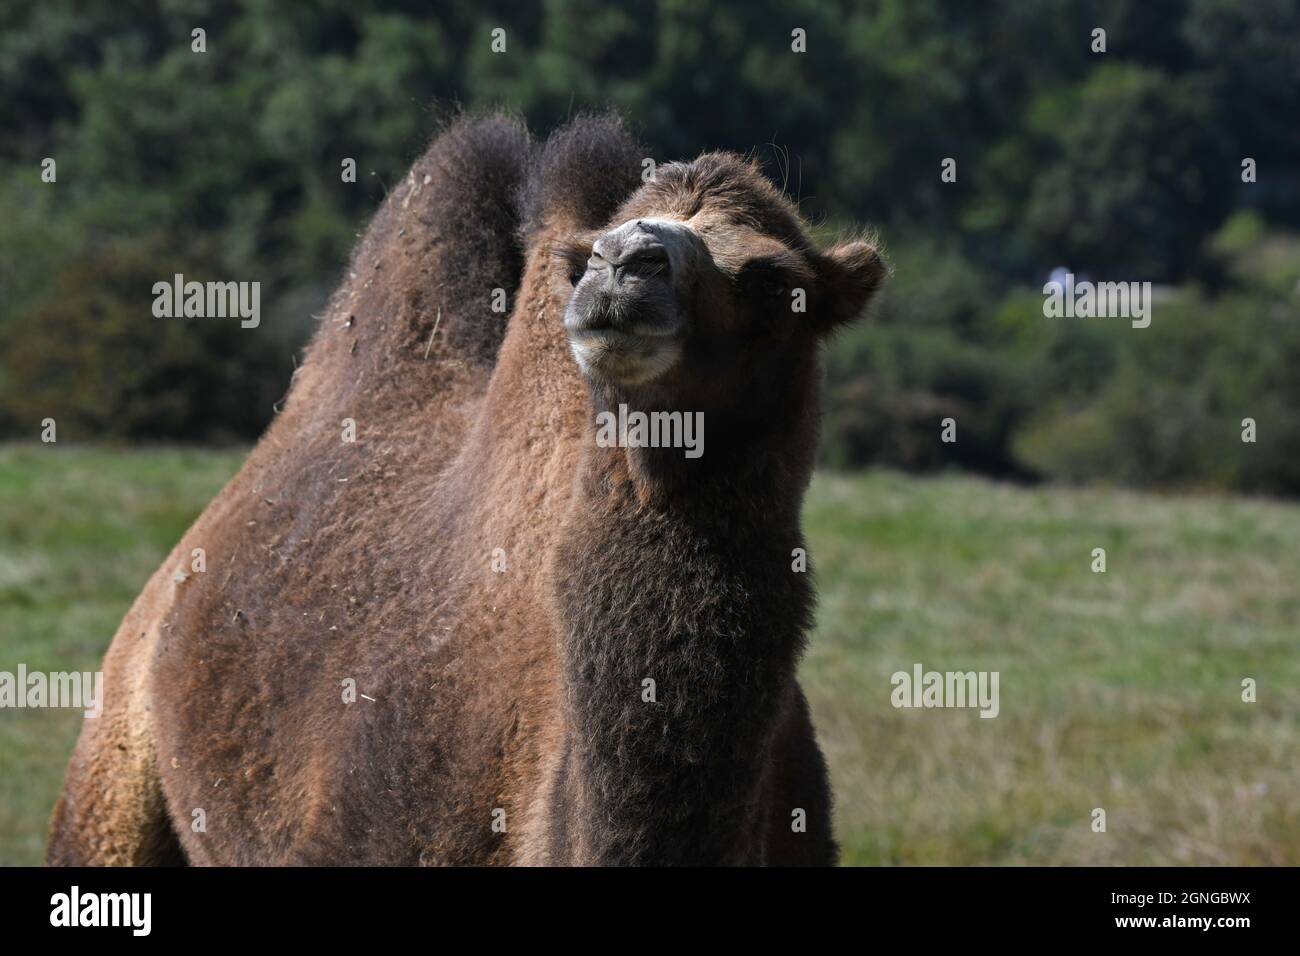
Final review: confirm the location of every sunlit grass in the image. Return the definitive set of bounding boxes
[804,470,1300,865]
[0,445,243,865]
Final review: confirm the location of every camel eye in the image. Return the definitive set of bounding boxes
[553,240,594,286]
[739,258,797,302]
[754,271,791,301]
[566,251,591,285]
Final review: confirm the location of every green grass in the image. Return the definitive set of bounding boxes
[0,445,244,865]
[2,446,1297,865]
[804,471,1300,865]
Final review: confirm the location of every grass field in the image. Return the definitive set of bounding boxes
[2,445,1297,865]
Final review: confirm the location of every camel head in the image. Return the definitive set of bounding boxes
[556,152,886,423]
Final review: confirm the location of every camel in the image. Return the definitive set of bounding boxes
[47,112,885,866]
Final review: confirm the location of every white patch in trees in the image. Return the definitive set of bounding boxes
[1241,417,1256,443]
[941,157,957,183]
[791,548,807,572]
[941,417,957,443]
[791,808,807,832]
[491,547,508,573]
[791,28,806,53]
[491,28,506,53]
[190,548,206,573]
[341,418,356,443]
[341,158,356,183]
[1091,807,1107,832]
[1091,547,1107,573]
[191,808,207,833]
[191,28,207,53]
[41,158,56,183]
[1241,677,1256,703]
[491,287,508,313]
[491,808,507,832]
[1241,158,1256,183]
[1091,28,1106,53]
[41,418,56,443]
[341,678,357,704]
[791,287,806,312]
[641,678,657,703]
[641,158,657,182]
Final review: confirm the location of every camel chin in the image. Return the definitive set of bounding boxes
[567,328,683,385]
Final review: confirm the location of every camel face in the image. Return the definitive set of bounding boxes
[560,154,886,417]
[563,217,703,385]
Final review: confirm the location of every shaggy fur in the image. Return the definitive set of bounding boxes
[47,111,883,866]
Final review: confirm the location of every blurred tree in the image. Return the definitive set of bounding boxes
[1,237,290,443]
[1021,64,1230,281]
[1,0,1297,494]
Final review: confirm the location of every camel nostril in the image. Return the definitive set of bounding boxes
[590,230,669,272]
[619,243,669,274]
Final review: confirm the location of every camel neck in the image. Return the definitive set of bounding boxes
[545,443,814,864]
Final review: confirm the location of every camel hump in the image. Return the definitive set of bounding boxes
[295,113,642,396]
[518,112,645,247]
[325,111,532,373]
[407,112,533,364]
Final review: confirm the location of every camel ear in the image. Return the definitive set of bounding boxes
[815,240,887,333]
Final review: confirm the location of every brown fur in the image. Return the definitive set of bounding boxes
[47,112,883,866]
